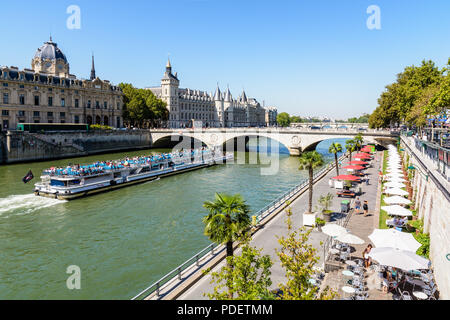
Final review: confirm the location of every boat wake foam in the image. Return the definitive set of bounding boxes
[0,194,67,217]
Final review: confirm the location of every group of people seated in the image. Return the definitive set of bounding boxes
[43,147,215,177]
[380,266,407,294]
[386,216,409,229]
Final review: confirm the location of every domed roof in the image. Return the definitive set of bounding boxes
[33,37,68,63]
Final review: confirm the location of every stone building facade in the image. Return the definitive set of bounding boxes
[0,38,123,130]
[147,60,275,128]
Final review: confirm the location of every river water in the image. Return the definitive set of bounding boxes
[0,138,347,299]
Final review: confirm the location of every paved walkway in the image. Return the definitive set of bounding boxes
[179,154,382,300]
[319,151,394,300]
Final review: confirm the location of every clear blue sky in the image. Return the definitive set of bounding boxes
[1,0,449,119]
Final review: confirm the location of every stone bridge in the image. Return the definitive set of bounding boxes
[149,128,398,156]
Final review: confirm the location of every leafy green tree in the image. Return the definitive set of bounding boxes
[277,112,291,127]
[276,206,337,300]
[328,142,342,176]
[119,83,168,128]
[205,240,274,300]
[369,59,445,128]
[298,151,324,214]
[203,193,251,264]
[290,115,302,123]
[345,139,356,162]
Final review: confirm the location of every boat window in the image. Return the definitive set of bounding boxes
[68,180,81,186]
[113,172,121,178]
[141,167,151,173]
[50,180,66,187]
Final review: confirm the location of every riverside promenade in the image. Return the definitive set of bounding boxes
[176,152,383,300]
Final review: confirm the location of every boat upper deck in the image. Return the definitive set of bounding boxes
[41,148,217,179]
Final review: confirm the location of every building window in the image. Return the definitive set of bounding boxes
[75,99,79,108]
[19,95,25,105]
[2,119,8,129]
[18,110,25,117]
[60,112,65,118]
[48,88,52,92]
[20,85,24,88]
[48,96,53,107]
[33,111,40,117]
[3,72,8,79]
[104,101,107,109]
[2,83,8,87]
[34,95,39,106]
[95,101,100,109]
[34,120,40,123]
[2,110,9,116]
[74,115,80,123]
[61,98,65,107]
[47,112,53,118]
[3,93,9,104]
[87,100,91,108]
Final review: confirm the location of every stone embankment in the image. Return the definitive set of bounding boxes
[0,130,152,164]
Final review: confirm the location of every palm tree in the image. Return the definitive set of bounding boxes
[203,193,251,263]
[328,142,343,176]
[298,151,324,214]
[345,139,356,162]
[354,133,364,151]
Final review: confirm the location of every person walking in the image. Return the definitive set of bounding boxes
[363,200,369,217]
[354,197,361,214]
[365,177,370,185]
[363,244,373,268]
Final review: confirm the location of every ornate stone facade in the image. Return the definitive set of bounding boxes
[0,38,123,130]
[147,60,276,128]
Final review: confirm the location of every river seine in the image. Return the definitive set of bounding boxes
[0,138,346,299]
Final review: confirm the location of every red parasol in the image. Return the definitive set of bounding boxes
[332,175,361,181]
[343,165,365,170]
[354,153,371,158]
[348,160,369,165]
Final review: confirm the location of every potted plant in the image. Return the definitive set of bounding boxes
[315,218,326,231]
[318,193,334,223]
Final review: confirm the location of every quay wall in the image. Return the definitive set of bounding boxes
[400,136,450,300]
[1,130,152,164]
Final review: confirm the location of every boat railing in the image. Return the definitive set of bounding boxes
[131,153,347,300]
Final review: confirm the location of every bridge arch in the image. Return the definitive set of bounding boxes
[220,134,291,154]
[152,133,210,150]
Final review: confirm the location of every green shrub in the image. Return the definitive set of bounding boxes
[315,218,326,227]
[414,233,430,259]
[89,124,113,130]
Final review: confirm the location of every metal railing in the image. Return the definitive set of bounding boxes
[131,153,347,300]
[401,136,450,202]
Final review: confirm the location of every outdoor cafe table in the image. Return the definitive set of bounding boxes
[413,291,428,300]
[342,286,356,298]
[330,248,340,255]
[345,260,357,267]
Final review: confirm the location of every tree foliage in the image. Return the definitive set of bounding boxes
[203,193,251,261]
[369,59,449,128]
[276,206,338,300]
[277,112,291,127]
[328,142,342,176]
[205,239,274,300]
[298,151,324,214]
[119,83,168,128]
